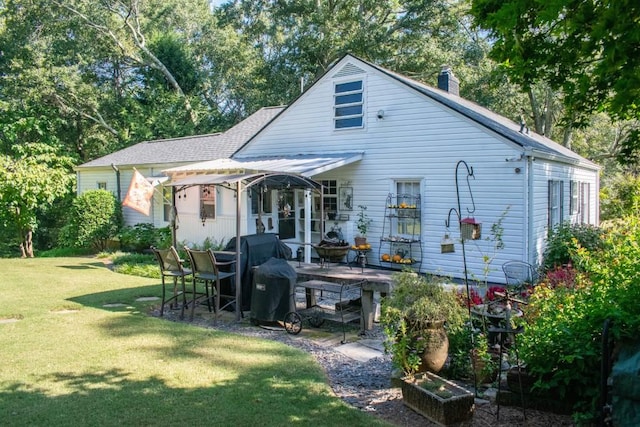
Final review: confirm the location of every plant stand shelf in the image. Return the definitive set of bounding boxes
[379,193,422,269]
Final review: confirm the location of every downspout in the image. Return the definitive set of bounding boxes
[111,163,121,201]
[525,150,534,265]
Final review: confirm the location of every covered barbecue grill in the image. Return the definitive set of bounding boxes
[250,257,297,325]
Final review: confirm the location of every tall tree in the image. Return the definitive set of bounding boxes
[470,0,640,162]
[0,0,264,162]
[0,143,75,257]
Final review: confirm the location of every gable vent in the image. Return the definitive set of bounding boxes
[333,63,365,78]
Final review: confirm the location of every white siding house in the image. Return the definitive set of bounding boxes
[165,54,599,284]
[77,54,600,285]
[75,107,284,239]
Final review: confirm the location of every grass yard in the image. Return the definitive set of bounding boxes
[0,257,388,426]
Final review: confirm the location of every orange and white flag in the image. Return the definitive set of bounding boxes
[122,169,155,216]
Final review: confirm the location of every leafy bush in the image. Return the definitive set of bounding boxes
[381,270,466,375]
[542,222,605,271]
[119,223,171,252]
[600,173,640,221]
[58,190,123,252]
[519,215,640,423]
[112,254,159,278]
[38,247,94,257]
[187,236,227,251]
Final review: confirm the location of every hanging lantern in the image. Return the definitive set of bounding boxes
[460,217,482,240]
[440,234,455,253]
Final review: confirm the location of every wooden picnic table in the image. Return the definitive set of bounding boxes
[289,261,395,330]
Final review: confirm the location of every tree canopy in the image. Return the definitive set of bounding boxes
[470,0,640,162]
[0,143,75,257]
[1,0,638,253]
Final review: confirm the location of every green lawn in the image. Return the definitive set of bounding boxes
[0,257,388,426]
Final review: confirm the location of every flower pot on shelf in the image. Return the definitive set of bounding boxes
[401,372,475,425]
[354,236,367,247]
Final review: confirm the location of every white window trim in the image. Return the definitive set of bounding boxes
[548,180,564,232]
[580,182,590,224]
[333,77,365,130]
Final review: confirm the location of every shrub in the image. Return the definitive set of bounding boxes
[600,173,640,221]
[111,253,159,278]
[520,215,640,423]
[381,270,466,375]
[58,190,123,252]
[542,222,605,271]
[119,223,171,252]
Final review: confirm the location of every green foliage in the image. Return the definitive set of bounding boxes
[542,222,605,271]
[520,216,640,422]
[381,270,466,375]
[470,206,509,286]
[59,190,123,252]
[119,223,171,253]
[445,323,497,383]
[470,0,640,161]
[187,236,227,251]
[37,247,94,258]
[599,173,640,221]
[110,253,159,278]
[0,143,76,256]
[355,205,372,236]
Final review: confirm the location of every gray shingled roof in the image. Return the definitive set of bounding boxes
[362,57,600,170]
[76,106,284,169]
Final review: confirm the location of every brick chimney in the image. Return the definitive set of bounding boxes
[437,66,459,96]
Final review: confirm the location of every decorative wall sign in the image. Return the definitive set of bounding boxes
[339,187,353,211]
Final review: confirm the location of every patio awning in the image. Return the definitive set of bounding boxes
[163,152,364,178]
[161,154,365,322]
[165,172,321,191]
[145,175,169,186]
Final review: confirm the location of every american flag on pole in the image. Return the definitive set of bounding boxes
[122,169,155,216]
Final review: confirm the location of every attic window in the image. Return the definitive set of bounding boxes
[334,80,363,129]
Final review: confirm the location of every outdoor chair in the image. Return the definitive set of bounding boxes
[184,247,237,324]
[151,246,194,320]
[502,260,538,299]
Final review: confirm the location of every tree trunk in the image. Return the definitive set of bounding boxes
[25,230,34,258]
[19,230,34,258]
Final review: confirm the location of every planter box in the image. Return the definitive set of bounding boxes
[401,372,475,426]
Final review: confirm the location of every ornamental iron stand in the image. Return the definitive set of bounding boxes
[445,160,478,394]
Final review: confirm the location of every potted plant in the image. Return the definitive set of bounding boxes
[355,205,372,247]
[449,325,499,382]
[382,270,474,423]
[381,270,466,376]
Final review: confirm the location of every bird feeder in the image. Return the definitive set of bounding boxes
[440,234,455,253]
[460,217,481,240]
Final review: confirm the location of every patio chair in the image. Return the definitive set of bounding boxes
[151,246,194,319]
[184,247,237,324]
[502,260,538,299]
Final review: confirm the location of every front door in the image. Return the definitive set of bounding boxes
[277,189,296,239]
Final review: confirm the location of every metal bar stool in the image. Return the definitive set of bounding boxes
[151,246,193,319]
